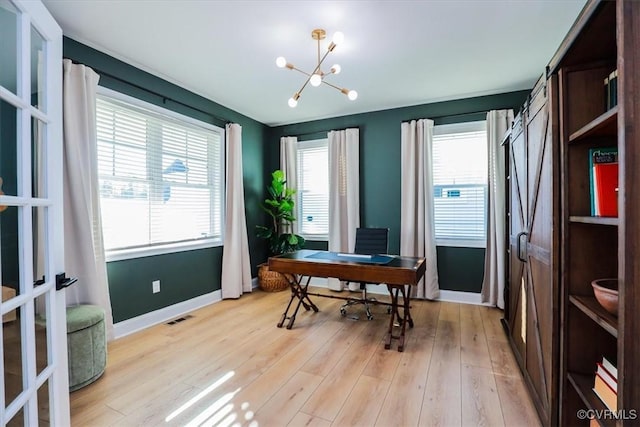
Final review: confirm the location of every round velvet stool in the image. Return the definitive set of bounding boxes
[66,305,107,391]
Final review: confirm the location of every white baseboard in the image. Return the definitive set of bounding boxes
[113,290,222,339]
[437,289,484,305]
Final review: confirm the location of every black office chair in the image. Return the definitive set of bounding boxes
[340,227,389,320]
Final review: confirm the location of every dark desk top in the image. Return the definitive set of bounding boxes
[268,249,426,286]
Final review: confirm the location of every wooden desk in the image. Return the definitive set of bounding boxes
[268,249,426,351]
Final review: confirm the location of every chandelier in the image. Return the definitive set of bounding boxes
[276,28,358,108]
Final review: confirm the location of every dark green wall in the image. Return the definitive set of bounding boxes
[268,92,528,293]
[63,38,269,322]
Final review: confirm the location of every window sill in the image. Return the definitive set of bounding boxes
[106,238,221,262]
[436,239,486,249]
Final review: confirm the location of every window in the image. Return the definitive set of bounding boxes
[432,120,487,247]
[96,88,224,260]
[296,138,329,240]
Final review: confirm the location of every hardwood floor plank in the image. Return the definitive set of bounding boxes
[420,315,462,427]
[460,304,492,369]
[479,306,508,343]
[230,319,345,414]
[375,327,435,427]
[495,373,542,427]
[332,375,391,427]
[488,338,521,378]
[288,412,332,427]
[253,371,324,426]
[461,364,505,427]
[301,319,385,420]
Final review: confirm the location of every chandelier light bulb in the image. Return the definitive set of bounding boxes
[332,31,344,45]
[288,97,298,108]
[310,73,322,87]
[276,56,287,68]
[348,90,358,101]
[330,64,341,74]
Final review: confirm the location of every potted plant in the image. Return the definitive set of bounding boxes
[256,170,305,291]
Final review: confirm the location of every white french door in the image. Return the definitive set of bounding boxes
[0,0,69,426]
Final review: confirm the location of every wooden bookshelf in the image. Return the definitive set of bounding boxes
[552,0,640,424]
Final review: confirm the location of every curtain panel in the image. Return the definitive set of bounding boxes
[280,136,298,235]
[400,119,439,300]
[327,128,360,291]
[481,109,514,308]
[62,59,115,339]
[221,123,253,299]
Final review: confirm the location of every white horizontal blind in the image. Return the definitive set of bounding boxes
[432,121,487,247]
[297,139,329,239]
[96,93,224,256]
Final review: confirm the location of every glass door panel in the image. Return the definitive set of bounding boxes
[30,25,45,111]
[0,1,18,95]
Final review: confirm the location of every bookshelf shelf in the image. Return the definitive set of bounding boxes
[569,216,618,226]
[569,106,618,143]
[570,295,618,337]
[568,373,616,427]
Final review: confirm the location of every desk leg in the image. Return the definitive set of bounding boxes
[384,284,413,352]
[277,275,319,330]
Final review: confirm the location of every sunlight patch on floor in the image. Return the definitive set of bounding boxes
[165,371,235,422]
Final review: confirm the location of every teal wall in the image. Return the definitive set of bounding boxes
[63,38,269,322]
[268,91,528,292]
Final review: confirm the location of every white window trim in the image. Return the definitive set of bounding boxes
[297,138,329,241]
[97,86,225,261]
[432,120,487,249]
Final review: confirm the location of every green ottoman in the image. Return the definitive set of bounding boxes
[66,305,106,392]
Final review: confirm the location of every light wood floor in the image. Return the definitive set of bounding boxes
[70,288,541,427]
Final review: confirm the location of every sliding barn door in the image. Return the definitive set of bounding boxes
[506,75,559,426]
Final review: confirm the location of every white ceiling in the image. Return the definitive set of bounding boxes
[42,0,587,127]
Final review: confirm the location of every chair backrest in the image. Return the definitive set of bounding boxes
[354,228,389,255]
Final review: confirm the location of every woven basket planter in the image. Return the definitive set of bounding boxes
[258,263,290,292]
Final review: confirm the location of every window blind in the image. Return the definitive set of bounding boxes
[432,122,487,246]
[296,139,329,239]
[96,94,224,255]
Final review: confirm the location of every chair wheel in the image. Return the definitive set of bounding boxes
[340,308,347,317]
[367,314,374,321]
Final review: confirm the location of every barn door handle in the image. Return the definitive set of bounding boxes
[517,232,528,262]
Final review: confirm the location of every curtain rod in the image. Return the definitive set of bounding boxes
[285,126,361,139]
[84,63,232,126]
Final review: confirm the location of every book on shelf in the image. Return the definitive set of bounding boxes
[602,356,618,379]
[589,148,618,217]
[604,69,618,110]
[593,372,617,411]
[596,362,617,392]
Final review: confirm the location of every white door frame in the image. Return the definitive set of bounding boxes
[0,0,68,425]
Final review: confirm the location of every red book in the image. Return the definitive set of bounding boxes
[590,149,618,217]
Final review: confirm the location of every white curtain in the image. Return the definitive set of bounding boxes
[481,109,514,308]
[221,123,252,299]
[280,136,298,235]
[62,59,114,340]
[327,128,360,291]
[400,119,439,300]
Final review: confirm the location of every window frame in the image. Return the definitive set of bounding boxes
[432,120,488,249]
[296,138,329,241]
[96,86,225,261]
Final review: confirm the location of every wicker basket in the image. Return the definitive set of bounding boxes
[258,263,290,292]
